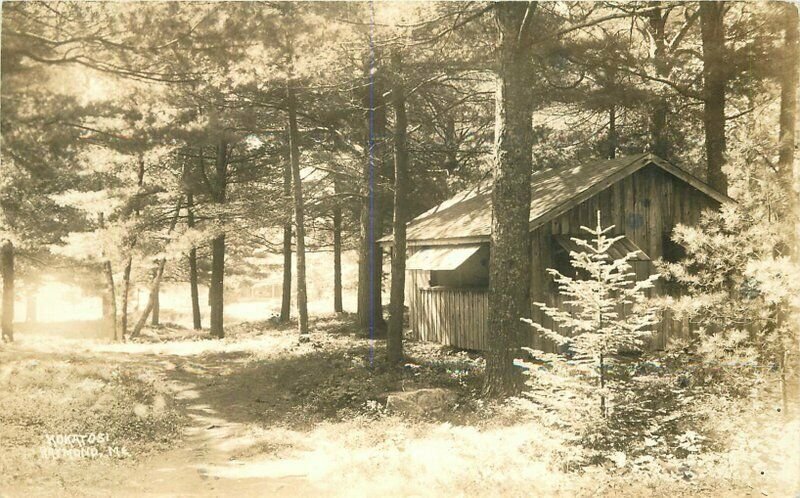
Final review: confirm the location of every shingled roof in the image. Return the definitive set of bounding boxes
[381,153,732,246]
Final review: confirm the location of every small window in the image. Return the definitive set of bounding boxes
[430,255,489,288]
[428,245,489,288]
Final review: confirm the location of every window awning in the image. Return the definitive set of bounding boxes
[406,244,482,271]
[553,235,650,261]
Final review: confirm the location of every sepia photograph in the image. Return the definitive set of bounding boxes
[1,0,799,496]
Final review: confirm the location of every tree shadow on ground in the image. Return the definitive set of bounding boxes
[158,317,485,431]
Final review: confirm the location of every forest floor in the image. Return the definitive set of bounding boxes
[0,314,797,497]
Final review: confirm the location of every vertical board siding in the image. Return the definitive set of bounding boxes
[526,165,721,351]
[406,164,722,352]
[411,286,488,350]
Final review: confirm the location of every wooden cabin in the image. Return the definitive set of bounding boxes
[381,153,734,352]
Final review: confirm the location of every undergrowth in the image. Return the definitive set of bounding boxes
[0,350,185,487]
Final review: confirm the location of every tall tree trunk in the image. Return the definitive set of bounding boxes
[700,1,728,194]
[209,141,228,339]
[388,53,409,364]
[778,2,799,416]
[287,76,309,339]
[357,54,387,336]
[280,128,293,323]
[121,259,132,338]
[648,6,670,159]
[332,170,344,313]
[1,240,14,342]
[608,105,617,160]
[779,3,799,253]
[373,81,389,338]
[131,198,183,337]
[484,2,537,397]
[332,201,344,314]
[186,192,202,330]
[103,260,117,341]
[188,246,201,329]
[209,234,225,337]
[98,213,118,340]
[357,57,370,327]
[606,65,618,160]
[373,70,389,338]
[151,273,160,326]
[131,259,168,337]
[357,163,370,326]
[120,157,145,339]
[280,224,292,321]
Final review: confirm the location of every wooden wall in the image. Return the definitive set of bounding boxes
[405,252,427,343]
[405,245,489,350]
[411,286,489,350]
[529,164,719,352]
[406,164,720,352]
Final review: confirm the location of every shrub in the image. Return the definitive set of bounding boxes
[520,211,660,417]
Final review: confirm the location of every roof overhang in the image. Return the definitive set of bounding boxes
[649,155,735,205]
[379,235,488,248]
[406,244,483,271]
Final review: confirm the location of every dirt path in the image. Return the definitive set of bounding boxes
[107,352,323,497]
[1,341,325,498]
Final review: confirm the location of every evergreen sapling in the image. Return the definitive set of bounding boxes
[520,211,660,415]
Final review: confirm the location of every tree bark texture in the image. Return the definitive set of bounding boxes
[647,6,671,159]
[280,128,293,323]
[700,1,728,194]
[151,273,160,326]
[388,55,408,364]
[120,157,145,339]
[484,2,537,397]
[332,193,344,313]
[287,77,309,338]
[121,258,132,338]
[209,234,225,337]
[779,3,799,258]
[186,192,202,330]
[357,56,388,336]
[356,57,372,328]
[104,260,117,341]
[98,212,118,341]
[1,240,14,342]
[209,140,228,338]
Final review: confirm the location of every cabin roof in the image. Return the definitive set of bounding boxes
[380,153,733,246]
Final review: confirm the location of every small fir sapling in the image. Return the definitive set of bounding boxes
[519,211,660,415]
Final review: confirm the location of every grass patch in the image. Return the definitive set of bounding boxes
[0,349,185,488]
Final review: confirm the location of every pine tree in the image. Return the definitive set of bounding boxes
[522,211,659,415]
[485,1,537,397]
